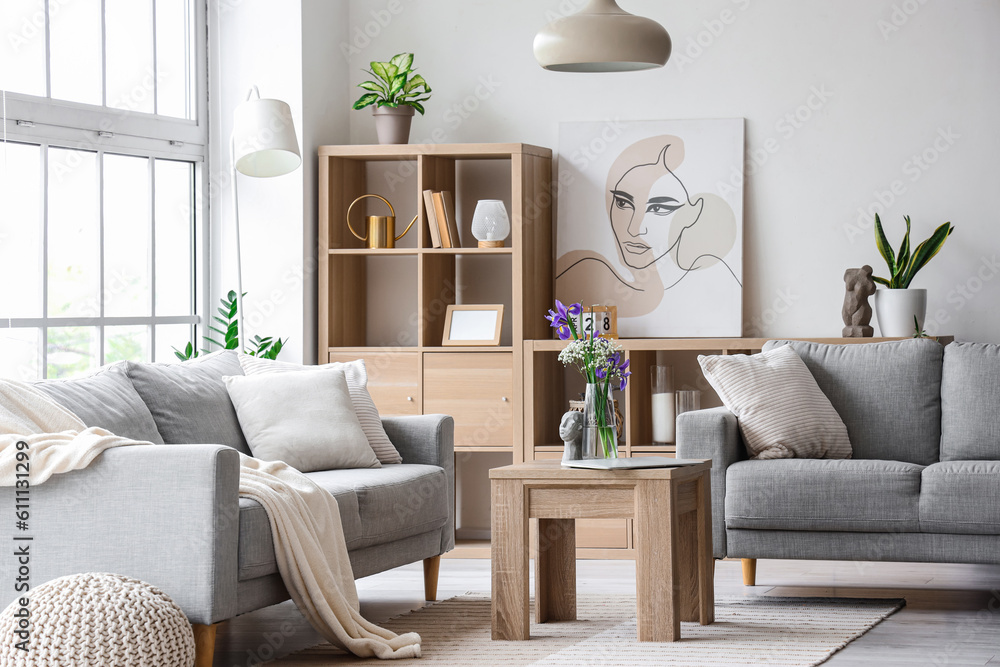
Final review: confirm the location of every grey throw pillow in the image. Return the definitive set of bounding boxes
[33,363,164,443]
[699,345,853,460]
[224,369,380,472]
[124,350,251,454]
[941,342,1000,460]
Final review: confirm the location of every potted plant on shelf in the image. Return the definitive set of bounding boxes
[352,53,431,145]
[872,214,955,337]
[546,300,631,459]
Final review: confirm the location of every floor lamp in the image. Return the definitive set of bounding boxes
[230,86,301,352]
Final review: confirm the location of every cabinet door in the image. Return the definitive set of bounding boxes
[423,352,513,448]
[329,352,420,416]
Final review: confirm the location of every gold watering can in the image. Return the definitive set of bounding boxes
[347,194,417,249]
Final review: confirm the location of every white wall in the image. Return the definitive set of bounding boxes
[342,0,1000,342]
[210,0,349,364]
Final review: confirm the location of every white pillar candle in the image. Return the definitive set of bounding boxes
[651,392,675,444]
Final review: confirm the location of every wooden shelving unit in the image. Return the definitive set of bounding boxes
[316,143,553,559]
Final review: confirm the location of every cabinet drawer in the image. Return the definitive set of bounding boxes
[424,353,513,448]
[328,352,420,416]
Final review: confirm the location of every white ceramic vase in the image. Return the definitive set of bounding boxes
[874,288,927,337]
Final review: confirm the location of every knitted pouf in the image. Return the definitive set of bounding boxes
[0,572,195,667]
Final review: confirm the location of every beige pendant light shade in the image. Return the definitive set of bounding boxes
[533,0,671,72]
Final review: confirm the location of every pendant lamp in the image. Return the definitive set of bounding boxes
[533,0,671,72]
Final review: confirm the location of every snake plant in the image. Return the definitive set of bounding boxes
[873,214,955,289]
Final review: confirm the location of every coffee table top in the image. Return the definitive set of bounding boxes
[490,459,711,481]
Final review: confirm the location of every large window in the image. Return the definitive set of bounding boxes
[0,0,208,380]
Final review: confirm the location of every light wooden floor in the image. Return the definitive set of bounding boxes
[214,558,1000,666]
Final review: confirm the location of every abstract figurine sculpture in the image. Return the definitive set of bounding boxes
[842,265,877,337]
[559,410,584,462]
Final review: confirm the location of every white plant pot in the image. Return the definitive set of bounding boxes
[874,288,927,338]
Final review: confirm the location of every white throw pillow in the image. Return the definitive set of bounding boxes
[238,354,402,464]
[698,345,853,460]
[224,369,380,472]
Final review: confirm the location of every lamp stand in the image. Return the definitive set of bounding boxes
[229,134,246,354]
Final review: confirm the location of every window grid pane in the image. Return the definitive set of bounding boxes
[104,153,152,317]
[47,148,100,319]
[47,326,99,379]
[48,0,103,106]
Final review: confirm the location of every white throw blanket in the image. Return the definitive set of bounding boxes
[0,380,421,659]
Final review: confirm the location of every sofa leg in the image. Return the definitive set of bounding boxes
[192,623,217,667]
[742,558,757,586]
[423,555,441,601]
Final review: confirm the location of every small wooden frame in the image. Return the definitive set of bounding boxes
[577,305,618,339]
[442,304,504,346]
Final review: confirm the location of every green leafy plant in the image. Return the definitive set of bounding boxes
[172,290,286,361]
[873,214,955,289]
[352,53,432,115]
[913,316,930,339]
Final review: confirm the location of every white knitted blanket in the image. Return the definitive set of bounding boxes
[0,379,420,659]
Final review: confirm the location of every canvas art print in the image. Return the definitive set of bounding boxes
[556,119,745,337]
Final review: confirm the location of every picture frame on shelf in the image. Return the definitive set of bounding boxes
[442,304,504,346]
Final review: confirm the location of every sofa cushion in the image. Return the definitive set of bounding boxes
[33,364,164,443]
[762,339,942,465]
[919,461,1000,535]
[237,486,362,581]
[124,351,251,455]
[224,370,379,472]
[698,345,852,460]
[236,464,448,581]
[725,459,925,532]
[940,342,1000,461]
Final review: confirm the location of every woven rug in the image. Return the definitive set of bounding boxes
[273,593,904,666]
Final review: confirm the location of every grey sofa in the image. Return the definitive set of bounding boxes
[677,339,1000,585]
[0,351,454,660]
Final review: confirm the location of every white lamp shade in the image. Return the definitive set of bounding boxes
[533,0,671,72]
[471,200,510,244]
[232,97,301,177]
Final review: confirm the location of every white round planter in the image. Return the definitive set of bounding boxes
[874,288,927,338]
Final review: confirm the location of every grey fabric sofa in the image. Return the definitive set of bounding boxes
[677,339,1000,585]
[0,351,454,658]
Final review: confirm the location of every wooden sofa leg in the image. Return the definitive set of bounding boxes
[423,555,441,601]
[192,623,218,667]
[742,558,757,586]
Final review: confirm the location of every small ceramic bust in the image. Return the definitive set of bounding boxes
[559,411,584,462]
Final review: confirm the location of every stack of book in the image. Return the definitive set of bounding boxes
[422,190,462,248]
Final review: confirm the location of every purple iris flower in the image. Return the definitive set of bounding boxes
[566,302,583,317]
[619,376,628,391]
[618,359,630,372]
[609,352,620,366]
[557,325,572,340]
[595,367,607,380]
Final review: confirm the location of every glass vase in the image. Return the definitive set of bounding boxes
[581,382,619,459]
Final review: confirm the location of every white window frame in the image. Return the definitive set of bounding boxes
[1,0,211,374]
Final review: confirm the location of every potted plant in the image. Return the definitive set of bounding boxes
[546,300,631,459]
[872,214,954,337]
[352,53,431,145]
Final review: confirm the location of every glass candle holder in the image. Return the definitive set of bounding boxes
[651,365,675,445]
[676,389,702,416]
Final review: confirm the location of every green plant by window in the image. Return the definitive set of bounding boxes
[352,53,432,115]
[873,214,955,289]
[173,290,286,361]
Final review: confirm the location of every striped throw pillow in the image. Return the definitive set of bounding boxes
[698,345,852,460]
[238,355,402,464]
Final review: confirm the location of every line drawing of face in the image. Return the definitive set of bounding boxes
[608,144,704,270]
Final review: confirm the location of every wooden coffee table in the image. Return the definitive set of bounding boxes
[489,459,714,642]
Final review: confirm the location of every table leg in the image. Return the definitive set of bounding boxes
[635,479,680,641]
[536,518,576,623]
[492,478,529,640]
[676,501,701,623]
[696,472,716,625]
